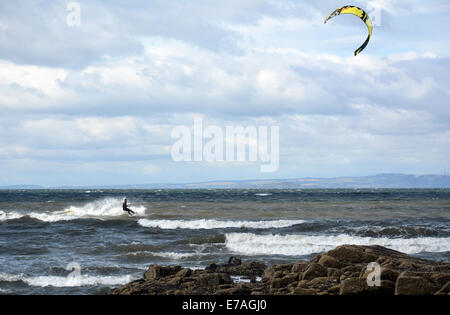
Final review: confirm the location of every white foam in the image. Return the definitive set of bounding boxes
[0,272,23,282]
[225,233,450,256]
[60,197,145,218]
[0,198,146,222]
[123,251,197,260]
[149,252,202,259]
[0,288,11,294]
[0,211,24,221]
[231,276,262,283]
[0,272,136,287]
[137,219,305,230]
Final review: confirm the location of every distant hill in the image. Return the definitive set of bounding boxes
[2,174,449,190]
[0,185,44,189]
[177,174,450,189]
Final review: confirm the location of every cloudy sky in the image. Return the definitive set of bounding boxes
[0,0,449,186]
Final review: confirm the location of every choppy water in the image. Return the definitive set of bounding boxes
[0,189,449,295]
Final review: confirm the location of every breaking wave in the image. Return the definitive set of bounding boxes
[224,233,450,256]
[0,272,136,287]
[137,219,305,230]
[0,198,145,222]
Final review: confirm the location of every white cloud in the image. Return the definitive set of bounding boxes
[0,1,449,185]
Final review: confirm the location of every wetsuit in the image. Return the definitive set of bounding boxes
[122,201,135,215]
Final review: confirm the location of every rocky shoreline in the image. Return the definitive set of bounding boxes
[111,245,450,295]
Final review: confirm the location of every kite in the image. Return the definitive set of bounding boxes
[324,6,373,56]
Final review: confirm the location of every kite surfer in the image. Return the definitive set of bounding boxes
[122,198,136,216]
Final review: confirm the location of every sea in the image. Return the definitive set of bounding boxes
[0,189,449,295]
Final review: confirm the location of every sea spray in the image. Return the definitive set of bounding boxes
[0,197,146,222]
[224,233,450,256]
[137,219,305,230]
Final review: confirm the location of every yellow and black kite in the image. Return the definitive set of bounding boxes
[324,6,373,56]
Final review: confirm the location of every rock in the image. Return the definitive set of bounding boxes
[380,268,400,283]
[144,265,182,280]
[395,277,435,295]
[306,277,336,292]
[434,281,450,295]
[302,263,327,281]
[431,265,450,273]
[228,256,242,266]
[360,267,400,283]
[291,261,309,273]
[273,264,294,272]
[261,264,289,282]
[297,280,310,288]
[327,268,343,279]
[216,283,252,295]
[326,284,341,295]
[318,255,342,269]
[206,256,241,271]
[340,278,395,295]
[342,265,363,274]
[292,287,315,295]
[327,245,365,264]
[197,273,231,286]
[430,273,450,287]
[340,278,367,295]
[112,245,450,296]
[175,268,192,278]
[261,267,276,282]
[273,271,285,279]
[270,273,298,289]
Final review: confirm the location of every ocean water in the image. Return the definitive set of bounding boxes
[0,189,449,295]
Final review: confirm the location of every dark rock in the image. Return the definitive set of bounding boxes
[340,278,395,295]
[291,261,309,273]
[360,267,400,283]
[112,245,450,296]
[430,273,450,287]
[197,273,231,286]
[327,268,343,279]
[318,255,342,269]
[144,265,182,280]
[175,268,192,278]
[292,287,315,295]
[302,263,327,281]
[434,281,450,295]
[270,273,298,289]
[327,245,365,264]
[395,276,435,295]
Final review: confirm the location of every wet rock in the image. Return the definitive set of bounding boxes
[434,281,450,295]
[144,265,182,280]
[360,267,400,283]
[291,261,309,273]
[327,268,343,279]
[175,268,192,278]
[302,263,327,281]
[318,255,342,269]
[112,245,450,296]
[292,287,316,295]
[395,276,435,295]
[197,273,231,286]
[340,278,395,295]
[270,273,298,289]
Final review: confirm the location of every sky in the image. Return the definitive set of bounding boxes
[0,0,449,186]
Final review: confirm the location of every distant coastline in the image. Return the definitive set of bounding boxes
[1,174,450,190]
